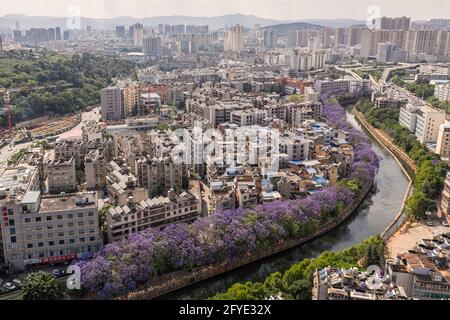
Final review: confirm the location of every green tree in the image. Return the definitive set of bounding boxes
[20,272,63,300]
[406,191,434,219]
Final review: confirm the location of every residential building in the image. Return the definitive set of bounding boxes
[441,172,450,215]
[0,190,102,271]
[101,87,124,121]
[46,157,76,194]
[106,190,201,242]
[436,122,450,160]
[414,106,446,144]
[225,25,244,51]
[85,149,107,190]
[143,36,161,56]
[435,83,450,102]
[399,103,420,133]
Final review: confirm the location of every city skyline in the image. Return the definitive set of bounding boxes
[2,0,450,21]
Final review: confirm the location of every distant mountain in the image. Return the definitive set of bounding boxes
[0,13,285,30]
[0,14,366,31]
[300,19,366,28]
[261,22,324,36]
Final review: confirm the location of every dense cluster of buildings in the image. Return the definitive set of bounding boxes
[313,233,450,300]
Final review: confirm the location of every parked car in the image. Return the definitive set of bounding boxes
[442,220,449,227]
[2,282,16,291]
[427,220,433,226]
[12,279,22,287]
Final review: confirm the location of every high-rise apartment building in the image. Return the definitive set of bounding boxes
[225,25,244,51]
[263,29,278,49]
[116,26,126,38]
[100,87,125,121]
[376,16,411,30]
[142,36,161,56]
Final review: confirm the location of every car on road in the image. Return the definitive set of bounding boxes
[52,269,66,277]
[2,282,17,292]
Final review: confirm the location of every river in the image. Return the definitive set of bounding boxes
[161,109,409,300]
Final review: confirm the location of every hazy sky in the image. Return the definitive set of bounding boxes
[2,0,450,20]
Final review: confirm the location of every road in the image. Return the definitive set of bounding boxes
[0,275,71,300]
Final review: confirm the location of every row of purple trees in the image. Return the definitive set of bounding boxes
[75,94,380,299]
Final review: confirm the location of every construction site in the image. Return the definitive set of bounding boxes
[0,84,81,144]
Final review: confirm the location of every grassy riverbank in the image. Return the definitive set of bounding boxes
[353,99,447,220]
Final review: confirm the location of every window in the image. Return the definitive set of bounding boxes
[90,237,96,241]
[69,239,75,244]
[9,227,16,235]
[88,212,94,217]
[27,243,33,249]
[38,242,44,248]
[46,216,52,221]
[24,218,31,223]
[8,219,15,226]
[49,241,55,246]
[59,240,65,245]
[77,213,84,218]
[57,215,63,220]
[79,238,85,243]
[35,217,42,222]
[11,236,17,243]
[68,214,73,219]
[8,208,14,216]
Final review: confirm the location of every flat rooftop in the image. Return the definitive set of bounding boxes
[39,193,97,213]
[0,165,37,192]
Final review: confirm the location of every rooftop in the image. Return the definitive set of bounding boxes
[39,192,97,213]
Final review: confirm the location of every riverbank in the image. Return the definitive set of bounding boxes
[120,182,373,300]
[352,110,415,243]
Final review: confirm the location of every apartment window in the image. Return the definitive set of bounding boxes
[77,213,84,218]
[90,237,96,242]
[78,221,84,227]
[49,241,55,246]
[58,232,64,237]
[68,214,73,219]
[25,218,31,223]
[26,235,32,241]
[35,217,41,222]
[69,239,75,244]
[46,216,52,221]
[8,219,15,226]
[38,242,44,248]
[80,238,85,243]
[27,243,33,249]
[88,212,94,217]
[9,227,16,235]
[68,222,74,227]
[59,240,65,245]
[11,236,17,243]
[57,215,63,220]
[8,208,14,216]
[89,220,95,225]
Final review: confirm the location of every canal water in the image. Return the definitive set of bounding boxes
[162,109,409,300]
